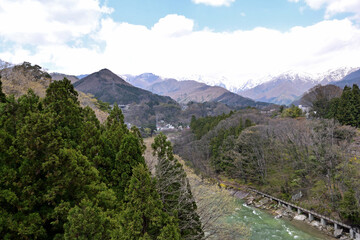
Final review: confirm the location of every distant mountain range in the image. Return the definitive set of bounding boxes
[77,74,89,79]
[123,67,359,106]
[124,73,163,89]
[50,73,80,84]
[124,74,270,108]
[3,58,358,107]
[237,68,359,105]
[331,68,360,89]
[73,69,176,105]
[238,72,317,105]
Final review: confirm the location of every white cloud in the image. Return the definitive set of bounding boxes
[290,0,360,19]
[0,0,112,45]
[1,10,360,89]
[151,14,194,37]
[94,16,360,88]
[192,0,235,7]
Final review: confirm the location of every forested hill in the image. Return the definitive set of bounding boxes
[74,68,176,105]
[174,96,360,226]
[0,78,204,239]
[298,84,360,128]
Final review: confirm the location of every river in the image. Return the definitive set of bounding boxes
[226,199,333,240]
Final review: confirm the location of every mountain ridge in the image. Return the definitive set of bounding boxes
[127,74,271,108]
[237,67,358,105]
[73,68,176,105]
[50,72,80,84]
[330,68,360,88]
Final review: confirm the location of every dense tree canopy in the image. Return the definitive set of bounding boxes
[175,109,360,225]
[190,111,234,139]
[300,84,342,118]
[334,84,360,128]
[281,104,302,118]
[0,79,191,239]
[305,84,360,128]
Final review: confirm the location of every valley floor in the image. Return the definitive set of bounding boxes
[143,136,336,240]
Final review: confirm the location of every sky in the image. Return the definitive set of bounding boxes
[0,0,360,89]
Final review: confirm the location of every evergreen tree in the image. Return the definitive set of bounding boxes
[116,164,180,240]
[326,97,340,119]
[0,77,6,103]
[101,104,128,163]
[334,85,360,127]
[93,105,128,187]
[339,86,356,126]
[152,132,174,161]
[281,105,302,118]
[44,78,83,147]
[152,133,203,240]
[340,189,360,224]
[64,199,112,240]
[113,134,146,199]
[106,103,125,130]
[351,84,360,127]
[78,106,102,162]
[130,125,146,153]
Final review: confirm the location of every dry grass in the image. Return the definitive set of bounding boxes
[1,67,108,123]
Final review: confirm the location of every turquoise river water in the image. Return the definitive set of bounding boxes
[227,199,334,240]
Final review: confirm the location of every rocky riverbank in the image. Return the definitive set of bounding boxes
[239,190,352,240]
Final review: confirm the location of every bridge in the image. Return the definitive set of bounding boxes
[247,187,360,239]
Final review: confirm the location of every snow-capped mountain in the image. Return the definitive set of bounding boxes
[176,74,229,89]
[331,68,360,89]
[122,73,164,89]
[0,59,13,70]
[237,67,358,105]
[120,67,359,106]
[318,67,359,85]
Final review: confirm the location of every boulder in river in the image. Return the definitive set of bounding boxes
[234,190,249,199]
[259,197,270,205]
[294,214,307,221]
[246,196,255,205]
[275,209,283,215]
[310,220,321,228]
[334,228,343,238]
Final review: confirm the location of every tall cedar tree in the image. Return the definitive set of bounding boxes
[334,84,360,128]
[94,104,146,200]
[43,78,83,147]
[339,189,360,224]
[152,133,204,240]
[116,164,181,240]
[0,77,6,102]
